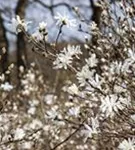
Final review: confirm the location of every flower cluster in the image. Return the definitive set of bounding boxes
[53,45,82,69]
[0,1,135,150]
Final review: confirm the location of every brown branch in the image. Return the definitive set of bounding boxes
[15,0,29,81]
[51,119,86,150]
[89,0,102,28]
[33,0,73,12]
[0,128,43,146]
[0,12,9,78]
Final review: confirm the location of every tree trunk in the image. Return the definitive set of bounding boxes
[15,0,28,79]
[90,0,102,46]
[0,12,9,80]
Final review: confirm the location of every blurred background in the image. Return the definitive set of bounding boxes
[0,0,115,83]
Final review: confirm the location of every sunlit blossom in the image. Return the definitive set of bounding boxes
[38,21,47,31]
[81,117,100,142]
[11,15,28,33]
[54,12,76,28]
[68,106,80,117]
[0,82,13,91]
[32,31,44,41]
[88,74,102,90]
[68,83,79,95]
[100,94,129,117]
[53,45,81,69]
[89,21,98,30]
[76,65,95,86]
[14,128,25,140]
[85,53,98,68]
[118,138,135,150]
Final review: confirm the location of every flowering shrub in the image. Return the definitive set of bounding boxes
[0,1,135,150]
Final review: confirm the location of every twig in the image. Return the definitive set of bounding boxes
[55,24,63,48]
[51,119,85,150]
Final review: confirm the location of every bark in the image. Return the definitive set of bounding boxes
[0,12,9,75]
[15,0,28,79]
[90,0,102,28]
[90,0,102,46]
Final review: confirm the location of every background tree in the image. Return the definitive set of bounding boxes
[15,0,28,80]
[0,11,9,79]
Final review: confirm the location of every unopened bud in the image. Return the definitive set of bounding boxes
[2,47,6,54]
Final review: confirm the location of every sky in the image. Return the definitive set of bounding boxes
[0,0,92,51]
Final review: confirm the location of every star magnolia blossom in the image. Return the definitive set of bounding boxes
[100,94,129,118]
[11,15,28,33]
[81,117,99,142]
[68,106,80,117]
[0,82,13,91]
[76,65,95,87]
[68,83,79,95]
[38,21,47,31]
[32,31,44,41]
[53,45,81,69]
[54,12,76,28]
[14,128,25,140]
[85,53,98,68]
[118,138,135,150]
[89,21,98,31]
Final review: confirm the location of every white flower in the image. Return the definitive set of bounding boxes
[26,71,35,83]
[44,94,57,105]
[14,128,25,140]
[113,84,126,93]
[131,27,135,32]
[110,61,122,75]
[128,49,135,62]
[131,114,135,121]
[88,74,102,90]
[0,82,13,91]
[76,65,95,86]
[21,142,32,149]
[126,7,133,14]
[68,106,80,117]
[28,106,36,115]
[81,117,99,142]
[100,94,129,117]
[85,53,98,67]
[38,21,47,31]
[53,52,72,69]
[29,99,39,106]
[0,74,5,81]
[89,21,98,30]
[118,138,135,150]
[68,84,79,95]
[116,27,125,35]
[121,59,132,73]
[62,45,82,57]
[46,107,58,119]
[110,60,132,75]
[11,15,28,33]
[53,45,81,69]
[32,31,43,41]
[29,119,43,129]
[54,12,76,28]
